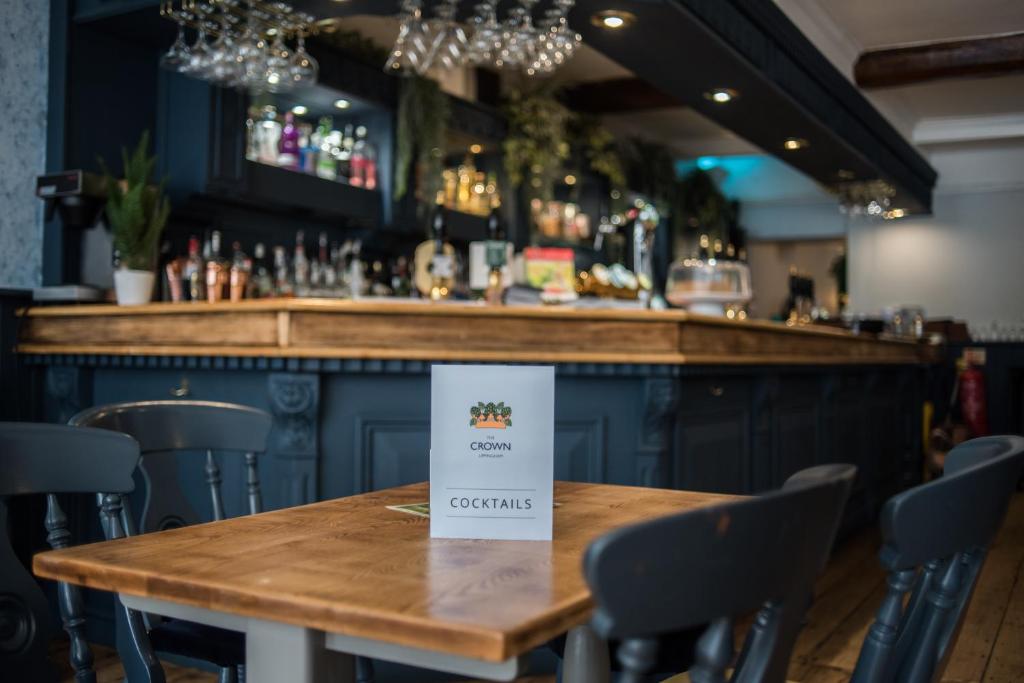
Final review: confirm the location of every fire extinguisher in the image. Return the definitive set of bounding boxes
[958,357,990,437]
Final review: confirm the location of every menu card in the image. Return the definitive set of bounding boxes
[430,364,555,540]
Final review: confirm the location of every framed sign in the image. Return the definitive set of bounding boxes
[430,364,555,540]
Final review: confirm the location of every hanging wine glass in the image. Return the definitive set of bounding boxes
[159,15,191,72]
[263,30,293,92]
[467,2,502,67]
[385,0,430,73]
[290,25,319,85]
[423,0,468,73]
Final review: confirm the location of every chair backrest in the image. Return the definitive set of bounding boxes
[584,463,857,683]
[70,400,273,531]
[0,422,141,682]
[851,435,1024,683]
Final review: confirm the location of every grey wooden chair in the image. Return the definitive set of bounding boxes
[0,422,145,683]
[583,463,857,683]
[70,400,273,683]
[850,434,1024,683]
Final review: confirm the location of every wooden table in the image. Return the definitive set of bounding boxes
[34,481,736,682]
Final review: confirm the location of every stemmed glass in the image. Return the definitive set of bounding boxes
[263,30,292,92]
[423,0,468,73]
[290,22,319,85]
[385,0,430,73]
[467,2,502,67]
[159,16,191,71]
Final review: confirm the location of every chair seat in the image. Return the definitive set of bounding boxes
[148,618,245,667]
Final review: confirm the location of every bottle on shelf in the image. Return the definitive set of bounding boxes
[336,124,354,183]
[427,205,454,301]
[315,117,337,180]
[363,130,378,190]
[251,243,274,298]
[349,239,366,297]
[273,245,292,296]
[257,106,282,166]
[205,230,229,302]
[184,235,206,302]
[293,230,310,296]
[278,112,300,170]
[229,241,251,302]
[245,107,260,162]
[349,125,368,188]
[485,207,507,306]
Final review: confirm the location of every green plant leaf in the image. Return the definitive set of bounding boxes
[102,131,169,271]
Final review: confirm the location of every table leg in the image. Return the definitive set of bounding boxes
[562,624,610,683]
[245,619,354,683]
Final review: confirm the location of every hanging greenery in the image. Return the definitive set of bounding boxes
[394,75,450,205]
[566,114,626,190]
[502,86,571,202]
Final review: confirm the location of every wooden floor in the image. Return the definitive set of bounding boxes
[54,494,1024,683]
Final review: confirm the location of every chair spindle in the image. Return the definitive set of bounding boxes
[617,637,659,683]
[851,567,917,682]
[244,452,262,515]
[898,553,966,683]
[45,494,96,683]
[690,617,734,683]
[205,450,226,521]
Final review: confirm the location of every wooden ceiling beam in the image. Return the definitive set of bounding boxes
[561,77,681,114]
[855,32,1024,89]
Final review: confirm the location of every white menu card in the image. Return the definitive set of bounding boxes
[430,364,555,541]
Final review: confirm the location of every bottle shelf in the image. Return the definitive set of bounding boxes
[239,160,382,226]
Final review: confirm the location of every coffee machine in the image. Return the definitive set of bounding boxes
[35,170,108,302]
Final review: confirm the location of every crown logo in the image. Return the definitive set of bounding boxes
[470,401,512,429]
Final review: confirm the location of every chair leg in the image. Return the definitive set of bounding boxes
[218,665,238,683]
[355,656,374,683]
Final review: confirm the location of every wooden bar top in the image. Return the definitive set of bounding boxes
[34,481,738,662]
[16,299,931,365]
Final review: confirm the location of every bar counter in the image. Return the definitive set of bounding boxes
[16,299,931,365]
[17,299,931,556]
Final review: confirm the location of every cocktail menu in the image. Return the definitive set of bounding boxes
[430,364,555,540]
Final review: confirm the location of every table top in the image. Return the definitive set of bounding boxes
[33,481,736,662]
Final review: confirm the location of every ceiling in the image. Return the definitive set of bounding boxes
[776,0,1024,148]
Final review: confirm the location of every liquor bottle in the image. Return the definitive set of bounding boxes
[257,107,282,166]
[336,124,354,183]
[428,206,454,301]
[349,125,368,188]
[229,241,250,302]
[315,117,337,180]
[273,245,292,296]
[293,230,310,296]
[205,230,229,302]
[251,242,274,298]
[391,256,412,298]
[309,231,329,293]
[363,131,378,190]
[484,207,507,306]
[184,235,206,302]
[349,239,366,297]
[298,123,315,174]
[324,241,339,293]
[245,107,259,161]
[278,112,300,170]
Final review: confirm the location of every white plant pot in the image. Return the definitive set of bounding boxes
[114,269,155,306]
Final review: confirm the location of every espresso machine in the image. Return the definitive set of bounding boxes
[35,170,109,302]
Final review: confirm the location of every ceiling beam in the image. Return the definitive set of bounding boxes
[855,32,1024,89]
[562,78,680,114]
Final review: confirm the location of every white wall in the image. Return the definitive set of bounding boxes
[0,3,48,289]
[847,185,1024,335]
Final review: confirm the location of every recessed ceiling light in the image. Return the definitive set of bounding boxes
[783,137,809,151]
[564,174,578,186]
[591,10,636,30]
[334,99,351,110]
[836,169,856,180]
[469,144,483,154]
[291,105,308,116]
[703,88,739,104]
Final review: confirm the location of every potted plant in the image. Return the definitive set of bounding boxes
[102,131,170,305]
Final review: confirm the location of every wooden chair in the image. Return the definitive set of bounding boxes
[583,463,857,683]
[850,435,1024,683]
[70,400,273,683]
[0,422,144,683]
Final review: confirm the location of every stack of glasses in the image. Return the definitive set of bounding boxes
[386,0,582,76]
[159,0,318,93]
